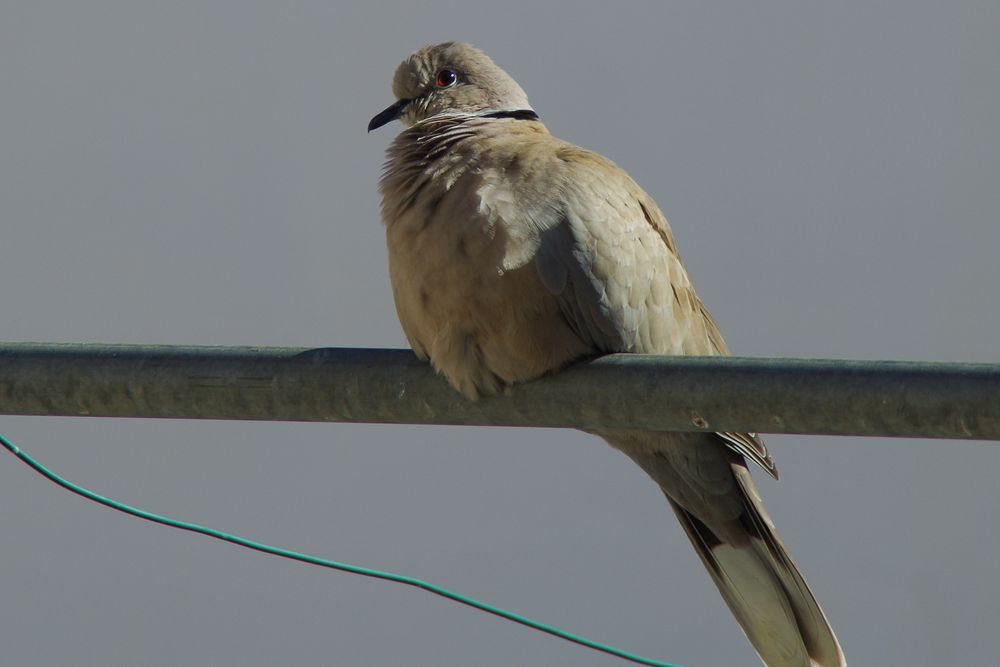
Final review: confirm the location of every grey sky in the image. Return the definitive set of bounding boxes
[2,2,998,665]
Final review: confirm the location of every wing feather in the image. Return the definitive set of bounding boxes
[533,145,779,475]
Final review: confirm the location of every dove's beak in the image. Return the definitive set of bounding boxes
[368,98,412,132]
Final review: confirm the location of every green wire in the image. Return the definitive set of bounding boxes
[0,432,681,667]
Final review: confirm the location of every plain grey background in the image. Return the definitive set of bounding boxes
[2,2,998,665]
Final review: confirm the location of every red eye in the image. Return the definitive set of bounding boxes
[435,69,458,88]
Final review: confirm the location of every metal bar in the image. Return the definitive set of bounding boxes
[0,342,998,440]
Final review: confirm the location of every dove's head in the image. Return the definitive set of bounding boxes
[368,42,533,132]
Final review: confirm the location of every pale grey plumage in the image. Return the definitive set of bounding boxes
[370,41,844,667]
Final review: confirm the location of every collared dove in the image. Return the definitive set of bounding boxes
[369,41,845,667]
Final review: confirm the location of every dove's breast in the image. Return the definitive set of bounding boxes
[379,121,591,398]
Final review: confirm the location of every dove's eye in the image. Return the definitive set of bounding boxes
[435,69,458,88]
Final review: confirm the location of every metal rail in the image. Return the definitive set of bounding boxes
[0,342,998,440]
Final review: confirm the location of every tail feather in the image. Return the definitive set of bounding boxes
[605,432,845,667]
[728,464,845,667]
[668,489,843,667]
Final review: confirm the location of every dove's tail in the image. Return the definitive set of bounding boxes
[616,443,845,667]
[666,477,844,666]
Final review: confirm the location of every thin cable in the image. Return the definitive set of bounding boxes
[0,432,681,667]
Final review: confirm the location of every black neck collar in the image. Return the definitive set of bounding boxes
[481,109,540,122]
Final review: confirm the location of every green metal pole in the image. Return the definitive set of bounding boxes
[0,342,998,440]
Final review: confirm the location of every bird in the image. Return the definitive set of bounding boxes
[368,41,845,667]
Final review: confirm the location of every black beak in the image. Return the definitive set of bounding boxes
[367,98,412,132]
